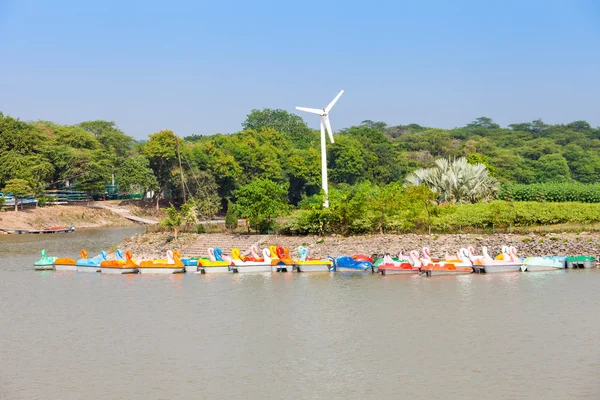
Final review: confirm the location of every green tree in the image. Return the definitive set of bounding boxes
[79,120,134,161]
[3,178,33,211]
[233,178,290,232]
[143,130,180,209]
[116,155,158,196]
[242,109,314,147]
[535,154,571,182]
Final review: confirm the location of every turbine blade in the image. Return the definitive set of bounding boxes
[323,115,335,144]
[296,106,323,115]
[324,90,344,113]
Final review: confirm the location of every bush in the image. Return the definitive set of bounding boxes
[36,195,57,208]
[225,201,238,230]
[499,183,600,203]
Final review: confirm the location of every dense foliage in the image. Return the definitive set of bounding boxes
[499,183,600,203]
[3,110,600,231]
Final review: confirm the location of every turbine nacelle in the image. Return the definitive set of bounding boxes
[295,89,344,144]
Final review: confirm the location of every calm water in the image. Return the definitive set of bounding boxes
[1,228,599,400]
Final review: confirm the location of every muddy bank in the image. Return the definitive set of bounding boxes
[121,231,600,259]
[0,205,135,231]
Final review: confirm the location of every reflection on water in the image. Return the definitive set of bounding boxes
[0,229,599,399]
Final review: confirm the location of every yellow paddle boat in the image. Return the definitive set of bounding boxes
[197,248,232,274]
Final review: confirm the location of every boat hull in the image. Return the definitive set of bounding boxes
[522,264,563,272]
[421,268,473,276]
[54,264,78,271]
[138,267,184,274]
[379,268,419,275]
[76,265,100,273]
[271,264,294,272]
[334,266,371,272]
[200,266,232,274]
[481,264,522,273]
[184,265,198,273]
[296,263,331,272]
[233,264,272,273]
[34,265,54,271]
[100,267,138,274]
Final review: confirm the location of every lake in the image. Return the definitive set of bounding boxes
[1,228,599,399]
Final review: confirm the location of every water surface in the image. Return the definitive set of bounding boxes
[1,229,599,399]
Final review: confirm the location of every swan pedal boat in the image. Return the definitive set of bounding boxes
[263,246,295,272]
[376,252,420,275]
[230,247,272,273]
[419,247,473,276]
[34,250,56,270]
[331,256,373,272]
[76,250,107,272]
[54,256,77,271]
[293,246,331,272]
[521,256,564,272]
[138,250,184,274]
[473,246,522,273]
[197,248,233,273]
[100,250,139,274]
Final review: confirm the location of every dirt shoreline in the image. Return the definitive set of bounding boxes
[0,205,135,231]
[121,231,600,260]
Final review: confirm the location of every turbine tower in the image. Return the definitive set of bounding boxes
[296,90,344,208]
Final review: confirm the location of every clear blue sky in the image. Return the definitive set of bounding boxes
[1,0,599,139]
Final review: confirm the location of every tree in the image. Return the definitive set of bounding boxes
[78,120,134,161]
[116,155,158,196]
[232,178,290,232]
[143,130,180,209]
[242,109,314,147]
[535,154,570,182]
[3,178,33,211]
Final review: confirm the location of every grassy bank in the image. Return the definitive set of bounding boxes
[281,201,600,235]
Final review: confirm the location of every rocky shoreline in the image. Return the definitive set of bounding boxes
[120,231,600,260]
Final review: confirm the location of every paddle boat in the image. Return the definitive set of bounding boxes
[353,254,373,263]
[230,247,271,273]
[266,246,295,272]
[34,250,56,271]
[138,250,185,274]
[100,250,139,274]
[419,247,473,276]
[330,255,373,272]
[521,256,564,272]
[53,255,77,271]
[566,256,596,268]
[76,250,107,273]
[180,257,200,273]
[294,246,333,272]
[376,251,421,275]
[472,246,522,273]
[197,248,232,274]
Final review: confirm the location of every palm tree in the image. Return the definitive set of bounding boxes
[405,157,499,204]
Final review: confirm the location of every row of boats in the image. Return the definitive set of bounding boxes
[34,245,598,275]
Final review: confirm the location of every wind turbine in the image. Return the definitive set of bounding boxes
[296,90,344,208]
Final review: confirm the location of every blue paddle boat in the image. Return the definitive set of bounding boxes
[330,256,373,272]
[76,250,107,273]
